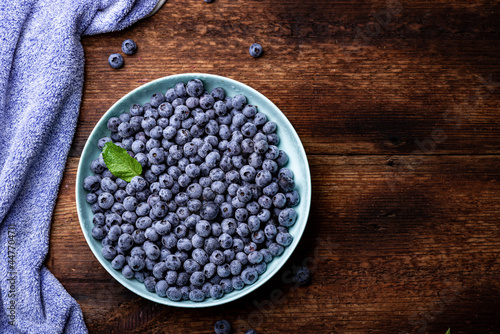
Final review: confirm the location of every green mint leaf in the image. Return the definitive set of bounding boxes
[445,329,451,334]
[102,141,142,182]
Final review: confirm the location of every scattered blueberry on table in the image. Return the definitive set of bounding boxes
[249,43,263,58]
[108,53,123,69]
[245,329,257,334]
[84,79,300,302]
[214,319,231,334]
[122,39,138,55]
[293,266,310,286]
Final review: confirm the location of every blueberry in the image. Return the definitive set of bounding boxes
[177,273,190,288]
[241,268,258,285]
[129,105,144,117]
[276,231,293,246]
[239,165,256,182]
[242,104,257,118]
[263,182,279,197]
[200,94,215,110]
[132,229,146,244]
[262,159,278,174]
[205,119,219,136]
[217,263,231,278]
[218,278,232,294]
[204,262,217,279]
[190,271,205,287]
[210,222,222,237]
[97,137,112,150]
[155,280,169,297]
[130,176,147,192]
[166,287,182,301]
[86,193,97,204]
[108,53,124,69]
[259,249,272,263]
[210,250,225,265]
[232,94,246,110]
[164,88,177,103]
[92,213,106,227]
[276,150,289,167]
[236,223,250,238]
[154,219,171,236]
[97,192,114,210]
[111,254,126,270]
[145,226,159,242]
[241,123,257,139]
[200,201,219,220]
[235,208,249,222]
[257,208,272,222]
[127,255,145,271]
[119,112,131,122]
[210,284,224,299]
[200,282,213,298]
[135,202,150,217]
[164,255,181,271]
[294,266,311,286]
[211,87,225,101]
[121,39,137,55]
[100,177,117,194]
[285,190,300,207]
[91,225,106,240]
[231,196,245,209]
[159,270,176,286]
[209,275,223,285]
[171,97,184,109]
[254,139,269,155]
[226,259,242,276]
[186,79,204,97]
[184,258,201,274]
[186,231,203,247]
[214,320,231,334]
[122,265,134,279]
[278,207,297,227]
[107,117,121,132]
[268,243,284,257]
[232,113,247,128]
[106,211,122,226]
[218,233,233,249]
[156,103,173,120]
[249,43,263,57]
[91,202,103,214]
[244,242,257,255]
[84,175,100,192]
[180,286,190,299]
[171,81,186,97]
[264,224,277,240]
[248,251,263,264]
[143,276,157,292]
[254,262,267,275]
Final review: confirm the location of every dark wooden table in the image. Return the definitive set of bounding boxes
[46,0,500,333]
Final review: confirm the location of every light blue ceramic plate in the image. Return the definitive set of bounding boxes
[76,73,311,307]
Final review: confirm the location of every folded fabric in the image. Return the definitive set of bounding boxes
[0,0,161,333]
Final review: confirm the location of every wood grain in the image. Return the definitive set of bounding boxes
[47,0,500,333]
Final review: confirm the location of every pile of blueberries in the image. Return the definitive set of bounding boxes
[83,79,299,302]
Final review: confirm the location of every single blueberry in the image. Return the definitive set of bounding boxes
[249,43,263,58]
[108,53,124,69]
[214,320,231,334]
[121,39,137,55]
